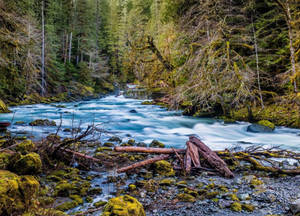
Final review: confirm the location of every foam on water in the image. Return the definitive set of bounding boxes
[0,95,300,150]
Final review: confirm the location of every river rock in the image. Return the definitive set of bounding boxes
[247,124,273,133]
[130,109,138,113]
[102,195,145,216]
[29,119,56,126]
[290,199,300,214]
[0,170,39,215]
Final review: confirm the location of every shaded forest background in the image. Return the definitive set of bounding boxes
[0,0,299,126]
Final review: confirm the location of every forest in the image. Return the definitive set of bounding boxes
[0,0,300,216]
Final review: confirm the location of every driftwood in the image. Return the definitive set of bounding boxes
[189,136,234,178]
[64,149,102,163]
[117,154,169,173]
[116,136,234,178]
[114,146,185,154]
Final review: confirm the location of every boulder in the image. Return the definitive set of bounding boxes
[290,199,300,214]
[153,160,175,177]
[247,120,275,133]
[0,152,12,169]
[29,119,56,126]
[0,170,39,215]
[16,140,35,154]
[0,99,11,113]
[102,195,145,216]
[10,153,42,175]
[149,140,165,148]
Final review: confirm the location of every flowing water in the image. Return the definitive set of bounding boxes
[0,95,299,151]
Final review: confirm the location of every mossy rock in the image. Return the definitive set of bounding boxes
[149,140,165,148]
[176,181,187,188]
[11,153,42,175]
[0,152,12,169]
[141,101,153,105]
[159,178,176,186]
[16,140,35,154]
[103,142,115,147]
[102,195,145,216]
[176,193,196,202]
[0,170,39,215]
[96,147,113,152]
[127,139,136,146]
[29,119,56,127]
[153,160,175,177]
[242,204,255,212]
[230,202,242,212]
[229,193,240,201]
[69,194,83,205]
[258,120,275,130]
[0,99,11,113]
[88,187,103,195]
[94,200,107,207]
[128,184,137,191]
[108,136,122,143]
[56,200,79,211]
[184,188,198,197]
[54,181,73,197]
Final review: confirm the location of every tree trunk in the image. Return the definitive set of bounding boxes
[286,0,297,93]
[69,32,73,63]
[147,36,174,71]
[114,146,185,154]
[189,136,234,178]
[41,0,46,96]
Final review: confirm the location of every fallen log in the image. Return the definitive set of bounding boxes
[189,136,234,178]
[114,146,185,154]
[63,149,102,163]
[117,154,169,173]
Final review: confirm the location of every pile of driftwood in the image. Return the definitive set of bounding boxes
[37,126,300,177]
[115,136,234,178]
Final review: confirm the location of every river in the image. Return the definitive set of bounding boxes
[0,95,299,151]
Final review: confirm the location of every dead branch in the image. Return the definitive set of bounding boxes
[189,136,234,178]
[117,154,169,173]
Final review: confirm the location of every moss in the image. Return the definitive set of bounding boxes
[159,178,176,186]
[86,196,93,203]
[96,147,113,152]
[250,177,263,187]
[136,180,158,192]
[102,195,145,216]
[205,183,215,189]
[56,200,79,211]
[153,160,175,177]
[128,184,137,191]
[88,187,103,195]
[141,101,153,105]
[176,181,187,188]
[242,204,255,212]
[94,200,107,207]
[219,186,229,193]
[205,191,219,199]
[108,136,122,143]
[230,202,242,212]
[176,193,196,202]
[0,170,39,215]
[0,152,12,169]
[184,188,198,197]
[54,181,73,197]
[11,153,42,175]
[149,140,165,148]
[229,193,240,201]
[70,195,83,205]
[29,119,56,126]
[38,196,55,206]
[103,142,115,147]
[127,139,135,146]
[16,140,35,154]
[258,120,275,130]
[0,99,11,113]
[140,171,153,179]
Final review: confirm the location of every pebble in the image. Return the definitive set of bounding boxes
[290,199,300,214]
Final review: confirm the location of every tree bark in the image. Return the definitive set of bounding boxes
[114,146,185,154]
[117,154,169,173]
[41,0,46,96]
[189,136,234,178]
[146,36,174,71]
[68,32,73,63]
